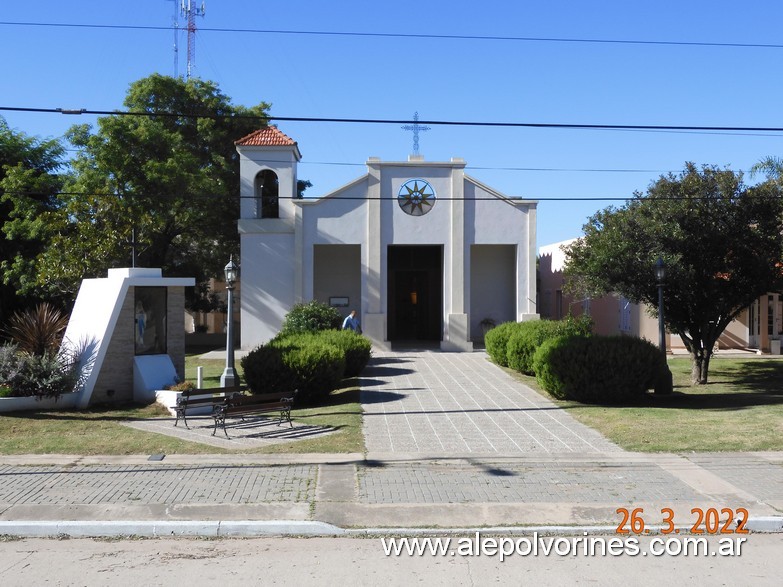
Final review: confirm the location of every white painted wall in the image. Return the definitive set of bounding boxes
[239,232,295,349]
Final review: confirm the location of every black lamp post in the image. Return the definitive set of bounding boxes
[220,255,239,387]
[655,257,666,355]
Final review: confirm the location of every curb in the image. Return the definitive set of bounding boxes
[1,518,781,538]
[0,520,345,538]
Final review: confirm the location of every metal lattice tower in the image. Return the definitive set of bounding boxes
[166,0,179,77]
[181,0,206,78]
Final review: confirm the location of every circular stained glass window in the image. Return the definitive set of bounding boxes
[397,179,436,216]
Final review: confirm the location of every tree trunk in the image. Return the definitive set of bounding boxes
[689,351,711,385]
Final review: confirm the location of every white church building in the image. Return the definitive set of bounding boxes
[236,126,538,351]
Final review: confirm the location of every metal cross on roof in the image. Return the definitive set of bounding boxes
[401,112,431,156]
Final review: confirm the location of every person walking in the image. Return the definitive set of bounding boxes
[342,309,361,333]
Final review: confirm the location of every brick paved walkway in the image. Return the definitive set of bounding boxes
[357,460,702,504]
[0,464,316,506]
[360,350,621,454]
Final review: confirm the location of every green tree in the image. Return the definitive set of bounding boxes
[0,116,66,325]
[34,74,271,308]
[565,163,783,385]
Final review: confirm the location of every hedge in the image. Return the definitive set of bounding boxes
[484,321,519,367]
[312,329,372,377]
[241,329,372,404]
[505,316,592,375]
[532,334,670,404]
[241,334,346,404]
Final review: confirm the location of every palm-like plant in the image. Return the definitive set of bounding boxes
[4,303,69,356]
[749,156,783,180]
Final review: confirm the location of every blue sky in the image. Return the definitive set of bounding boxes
[3,0,783,247]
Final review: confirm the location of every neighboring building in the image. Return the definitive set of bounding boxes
[236,126,539,351]
[539,239,781,354]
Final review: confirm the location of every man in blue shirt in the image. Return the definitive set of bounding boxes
[342,310,360,332]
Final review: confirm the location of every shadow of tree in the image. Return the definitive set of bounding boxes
[1,404,165,422]
[360,390,408,404]
[361,365,416,378]
[706,361,783,395]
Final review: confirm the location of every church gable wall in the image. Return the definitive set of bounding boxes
[382,168,452,244]
[465,181,532,245]
[301,182,368,245]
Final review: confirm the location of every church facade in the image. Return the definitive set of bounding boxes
[236,127,538,351]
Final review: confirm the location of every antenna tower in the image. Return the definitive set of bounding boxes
[180,0,206,78]
[167,0,179,77]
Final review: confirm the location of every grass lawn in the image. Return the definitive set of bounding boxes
[0,352,363,455]
[510,356,783,452]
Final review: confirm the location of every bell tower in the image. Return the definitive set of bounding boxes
[235,126,301,223]
[235,127,302,348]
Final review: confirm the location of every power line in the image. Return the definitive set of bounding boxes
[3,105,783,134]
[6,190,782,203]
[31,151,779,176]
[55,152,680,173]
[1,20,782,50]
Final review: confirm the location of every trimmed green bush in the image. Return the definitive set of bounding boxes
[241,344,290,394]
[241,333,346,404]
[533,334,669,404]
[484,321,519,367]
[280,300,342,335]
[281,341,345,403]
[312,329,372,377]
[506,316,592,375]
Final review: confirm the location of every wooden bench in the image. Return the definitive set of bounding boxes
[174,386,247,429]
[212,390,298,439]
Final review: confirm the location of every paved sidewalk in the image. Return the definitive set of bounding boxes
[0,451,781,535]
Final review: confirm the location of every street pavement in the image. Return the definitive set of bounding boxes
[0,349,781,538]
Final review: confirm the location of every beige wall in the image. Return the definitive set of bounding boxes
[91,291,135,404]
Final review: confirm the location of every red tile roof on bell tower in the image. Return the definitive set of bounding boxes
[235,126,298,147]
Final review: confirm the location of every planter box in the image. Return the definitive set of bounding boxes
[154,389,216,417]
[0,393,79,413]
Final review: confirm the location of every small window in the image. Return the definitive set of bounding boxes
[619,296,631,333]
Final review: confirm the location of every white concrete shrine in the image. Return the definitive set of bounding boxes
[236,127,538,351]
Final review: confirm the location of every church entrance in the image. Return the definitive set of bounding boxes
[387,245,443,341]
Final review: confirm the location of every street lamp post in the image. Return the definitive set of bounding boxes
[220,255,239,387]
[655,257,666,355]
